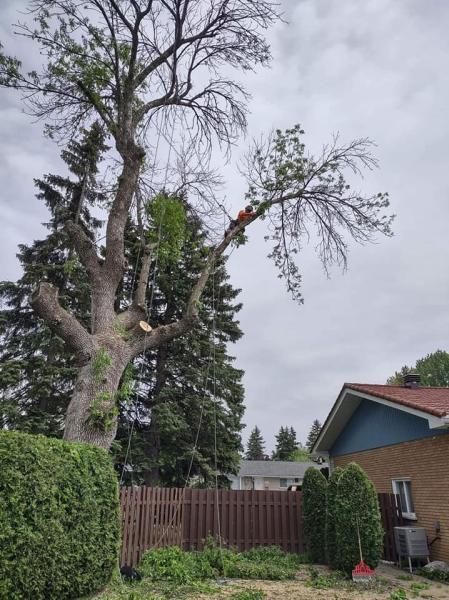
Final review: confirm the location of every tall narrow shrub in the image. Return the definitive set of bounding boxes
[334,462,384,574]
[302,467,328,562]
[0,431,120,600]
[325,466,343,566]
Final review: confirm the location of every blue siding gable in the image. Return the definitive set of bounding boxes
[330,398,449,457]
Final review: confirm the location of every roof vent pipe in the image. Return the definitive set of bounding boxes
[403,373,421,388]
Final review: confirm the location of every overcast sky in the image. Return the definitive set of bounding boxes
[2,1,449,453]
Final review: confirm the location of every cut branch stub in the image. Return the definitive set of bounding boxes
[139,320,152,333]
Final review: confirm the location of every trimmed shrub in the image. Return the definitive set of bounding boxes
[334,462,384,574]
[302,467,328,563]
[0,430,120,600]
[325,466,343,567]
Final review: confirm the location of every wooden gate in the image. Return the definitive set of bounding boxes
[120,487,183,568]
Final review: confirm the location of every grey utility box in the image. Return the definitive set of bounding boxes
[394,526,429,572]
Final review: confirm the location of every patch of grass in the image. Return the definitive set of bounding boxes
[397,574,413,581]
[409,581,430,598]
[96,544,308,599]
[417,567,449,584]
[304,565,391,594]
[229,588,266,600]
[390,588,408,600]
[305,566,348,589]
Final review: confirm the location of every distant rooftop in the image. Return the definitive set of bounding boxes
[236,460,323,478]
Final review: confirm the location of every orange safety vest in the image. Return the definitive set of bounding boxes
[237,209,253,222]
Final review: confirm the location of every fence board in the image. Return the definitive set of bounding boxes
[120,487,399,568]
[378,492,403,562]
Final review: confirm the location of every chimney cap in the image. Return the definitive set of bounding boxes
[403,373,421,388]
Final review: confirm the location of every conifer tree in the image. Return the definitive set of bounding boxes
[0,124,107,434]
[245,426,266,461]
[306,419,322,451]
[114,213,245,487]
[273,425,298,460]
[1,139,245,486]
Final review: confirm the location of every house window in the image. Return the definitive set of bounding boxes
[280,478,295,488]
[392,479,416,520]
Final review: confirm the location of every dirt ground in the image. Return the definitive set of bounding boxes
[204,564,449,600]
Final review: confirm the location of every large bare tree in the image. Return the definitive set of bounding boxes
[0,1,393,449]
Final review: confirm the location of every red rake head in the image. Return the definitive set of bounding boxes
[352,560,375,581]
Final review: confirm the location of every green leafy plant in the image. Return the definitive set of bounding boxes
[0,430,120,600]
[417,567,449,583]
[302,467,328,563]
[92,346,113,381]
[334,463,384,575]
[117,364,136,403]
[87,391,118,431]
[390,588,408,600]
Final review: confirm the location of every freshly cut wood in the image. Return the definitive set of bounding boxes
[139,321,152,332]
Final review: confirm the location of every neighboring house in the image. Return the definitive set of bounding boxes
[313,374,449,562]
[229,459,325,491]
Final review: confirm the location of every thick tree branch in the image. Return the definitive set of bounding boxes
[31,282,93,361]
[128,216,257,358]
[134,243,155,309]
[65,220,101,279]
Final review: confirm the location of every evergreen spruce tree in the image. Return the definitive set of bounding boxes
[0,140,245,484]
[306,419,322,451]
[113,211,245,487]
[273,425,298,460]
[245,426,266,460]
[0,124,107,435]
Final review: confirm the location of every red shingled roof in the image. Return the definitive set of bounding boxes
[345,383,449,418]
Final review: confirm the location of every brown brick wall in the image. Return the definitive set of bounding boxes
[333,435,449,562]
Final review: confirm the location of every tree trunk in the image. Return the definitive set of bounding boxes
[63,341,129,449]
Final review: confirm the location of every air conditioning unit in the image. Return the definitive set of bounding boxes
[394,526,429,573]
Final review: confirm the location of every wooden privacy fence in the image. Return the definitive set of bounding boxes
[120,487,402,568]
[378,492,404,562]
[120,487,303,567]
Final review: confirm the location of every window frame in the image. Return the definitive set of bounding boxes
[392,478,416,520]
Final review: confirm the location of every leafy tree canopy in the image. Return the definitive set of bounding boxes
[387,350,449,387]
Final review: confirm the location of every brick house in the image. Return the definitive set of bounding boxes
[312,374,449,562]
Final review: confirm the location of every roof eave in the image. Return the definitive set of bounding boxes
[312,385,449,455]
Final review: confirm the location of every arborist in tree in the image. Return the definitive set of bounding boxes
[225,204,254,236]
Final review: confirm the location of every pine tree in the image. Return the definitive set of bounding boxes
[245,426,266,460]
[273,425,298,460]
[0,124,107,435]
[306,419,322,451]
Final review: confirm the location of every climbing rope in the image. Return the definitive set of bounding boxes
[119,111,176,485]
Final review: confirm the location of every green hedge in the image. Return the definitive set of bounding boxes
[302,467,328,563]
[334,462,383,574]
[0,431,120,600]
[325,466,343,567]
